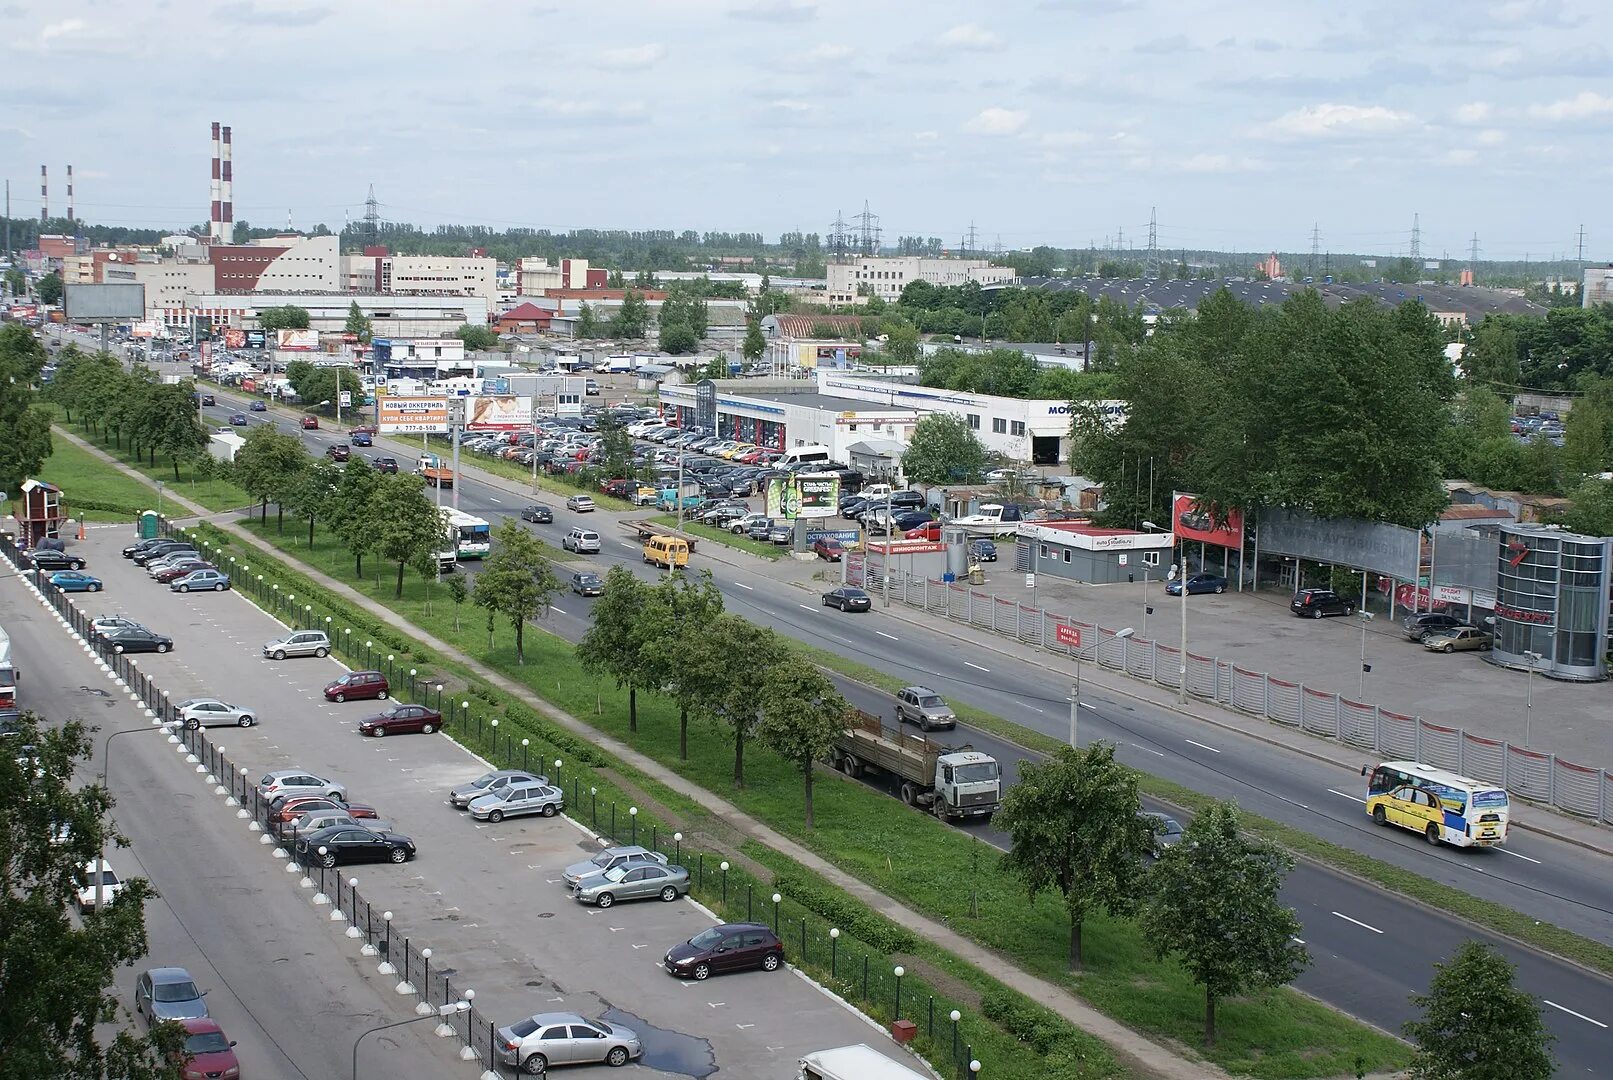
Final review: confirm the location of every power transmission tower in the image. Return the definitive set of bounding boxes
[855,201,881,257]
[1578,224,1586,268]
[1116,225,1126,253]
[963,221,979,258]
[363,184,380,242]
[828,210,850,261]
[1469,233,1480,282]
[1410,213,1421,262]
[1145,207,1159,277]
[1309,223,1321,277]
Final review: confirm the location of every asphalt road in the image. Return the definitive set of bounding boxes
[1,558,467,1080]
[44,527,925,1080]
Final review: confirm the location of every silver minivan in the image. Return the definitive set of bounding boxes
[262,630,332,660]
[562,528,601,554]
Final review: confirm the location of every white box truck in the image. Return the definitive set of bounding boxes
[799,1045,932,1080]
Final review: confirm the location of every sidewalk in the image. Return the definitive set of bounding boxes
[54,425,1222,1080]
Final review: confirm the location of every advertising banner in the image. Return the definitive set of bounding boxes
[131,320,159,338]
[796,474,841,520]
[224,328,246,348]
[1172,492,1244,549]
[63,282,145,322]
[1257,508,1419,581]
[466,395,533,431]
[276,328,318,351]
[805,529,860,545]
[765,478,790,519]
[246,330,266,349]
[378,395,450,434]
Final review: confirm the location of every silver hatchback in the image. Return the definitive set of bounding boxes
[495,1012,642,1073]
[449,770,546,810]
[572,862,690,908]
[262,630,331,660]
[562,846,668,889]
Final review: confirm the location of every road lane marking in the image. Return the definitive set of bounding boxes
[1290,936,1306,945]
[1328,788,1366,804]
[1544,1001,1608,1028]
[798,604,817,612]
[1331,911,1383,934]
[549,606,567,616]
[1496,847,1542,865]
[733,582,752,590]
[1130,743,1166,757]
[963,661,990,672]
[488,497,502,504]
[1184,738,1221,754]
[875,630,898,641]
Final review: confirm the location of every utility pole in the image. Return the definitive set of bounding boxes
[964,221,979,258]
[1469,233,1480,282]
[1410,213,1421,263]
[1310,223,1321,277]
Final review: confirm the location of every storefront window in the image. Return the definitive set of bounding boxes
[1490,527,1610,681]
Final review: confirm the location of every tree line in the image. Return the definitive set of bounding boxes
[43,348,209,481]
[0,322,53,503]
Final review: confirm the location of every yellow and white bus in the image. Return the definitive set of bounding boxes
[1362,760,1510,848]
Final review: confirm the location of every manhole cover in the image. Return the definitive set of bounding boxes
[535,912,555,918]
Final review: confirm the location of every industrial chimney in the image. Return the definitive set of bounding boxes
[209,122,222,242]
[66,164,73,223]
[220,125,234,243]
[40,164,46,224]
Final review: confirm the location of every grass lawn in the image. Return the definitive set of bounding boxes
[6,436,156,523]
[232,515,1411,1079]
[45,410,254,513]
[417,435,638,513]
[649,514,785,560]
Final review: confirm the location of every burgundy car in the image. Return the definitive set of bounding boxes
[663,922,784,980]
[173,1018,240,1078]
[812,537,845,561]
[154,560,215,583]
[358,704,443,738]
[324,670,389,702]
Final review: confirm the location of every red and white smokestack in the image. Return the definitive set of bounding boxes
[220,125,234,243]
[66,164,73,223]
[40,164,46,224]
[210,122,222,241]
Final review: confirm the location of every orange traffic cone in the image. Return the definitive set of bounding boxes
[78,519,86,541]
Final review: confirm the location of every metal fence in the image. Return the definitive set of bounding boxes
[851,564,1613,825]
[4,530,994,1079]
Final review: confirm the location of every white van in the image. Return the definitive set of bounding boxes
[780,443,831,467]
[799,1045,928,1080]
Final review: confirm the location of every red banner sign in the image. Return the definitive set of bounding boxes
[1172,492,1243,548]
[1495,603,1552,625]
[1054,624,1082,648]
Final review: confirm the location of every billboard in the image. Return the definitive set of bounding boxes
[63,282,146,322]
[131,321,159,338]
[796,473,840,519]
[276,328,318,351]
[765,478,790,519]
[1257,508,1419,581]
[224,328,246,348]
[1172,492,1244,549]
[246,330,266,349]
[378,395,450,434]
[466,395,533,431]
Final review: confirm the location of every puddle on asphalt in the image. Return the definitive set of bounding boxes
[601,1006,716,1078]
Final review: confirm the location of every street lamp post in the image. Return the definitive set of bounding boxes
[351,996,472,1080]
[1357,609,1376,697]
[1522,650,1543,747]
[1071,626,1132,748]
[99,725,172,909]
[1144,520,1186,702]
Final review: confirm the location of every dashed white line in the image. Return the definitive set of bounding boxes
[1290,936,1306,946]
[963,661,990,673]
[798,604,817,612]
[1331,911,1383,934]
[1544,1000,1608,1028]
[874,630,898,641]
[1496,847,1543,865]
[488,497,502,504]
[1184,738,1221,754]
[733,582,753,590]
[549,606,567,616]
[1130,743,1166,757]
[1327,788,1366,804]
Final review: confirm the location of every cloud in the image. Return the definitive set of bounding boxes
[40,17,86,40]
[802,43,852,62]
[1476,128,1506,145]
[1173,153,1267,173]
[1489,0,1583,26]
[598,43,666,68]
[1528,90,1613,121]
[214,2,332,27]
[530,98,648,125]
[1135,34,1200,54]
[913,130,939,142]
[1452,101,1491,124]
[767,99,813,113]
[938,23,1003,51]
[727,0,816,22]
[1263,103,1415,138]
[963,107,1028,136]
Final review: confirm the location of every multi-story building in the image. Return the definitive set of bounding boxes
[61,249,146,285]
[517,257,603,294]
[1585,265,1613,308]
[341,248,498,304]
[824,256,1014,304]
[209,234,341,292]
[176,292,488,337]
[110,259,217,323]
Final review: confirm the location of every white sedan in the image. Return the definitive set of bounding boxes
[173,698,257,728]
[76,860,123,912]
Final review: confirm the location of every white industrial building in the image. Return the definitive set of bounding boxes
[341,253,498,304]
[824,256,1015,304]
[177,292,489,337]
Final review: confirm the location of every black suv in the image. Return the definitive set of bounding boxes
[1290,589,1356,619]
[1402,612,1468,642]
[25,549,86,572]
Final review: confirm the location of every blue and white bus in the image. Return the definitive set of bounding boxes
[441,508,491,560]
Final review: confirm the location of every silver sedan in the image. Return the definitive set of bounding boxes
[572,862,690,908]
[173,698,257,728]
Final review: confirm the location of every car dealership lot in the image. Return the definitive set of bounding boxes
[73,529,908,1077]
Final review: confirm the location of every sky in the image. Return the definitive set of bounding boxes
[2,0,1610,263]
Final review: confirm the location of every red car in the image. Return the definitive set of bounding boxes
[904,522,943,542]
[812,537,845,561]
[300,415,319,430]
[154,561,215,583]
[173,1018,240,1078]
[270,796,378,828]
[358,703,443,737]
[349,424,378,436]
[324,670,389,702]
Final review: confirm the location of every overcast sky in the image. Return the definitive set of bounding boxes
[3,0,1609,262]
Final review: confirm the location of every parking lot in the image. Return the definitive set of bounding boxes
[65,528,912,1078]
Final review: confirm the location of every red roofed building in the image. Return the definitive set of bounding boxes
[495,302,553,334]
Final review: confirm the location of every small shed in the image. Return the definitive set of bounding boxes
[14,479,67,547]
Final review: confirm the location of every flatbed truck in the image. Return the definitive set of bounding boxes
[830,710,1000,821]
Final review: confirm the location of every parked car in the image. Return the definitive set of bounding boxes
[131,541,192,566]
[371,456,399,473]
[173,698,256,729]
[1165,572,1228,596]
[270,796,377,838]
[295,824,416,866]
[144,551,201,576]
[75,859,123,911]
[300,415,319,429]
[256,769,348,803]
[895,686,957,731]
[48,570,103,593]
[263,630,331,659]
[520,504,554,524]
[663,922,784,980]
[1402,612,1469,642]
[152,560,212,584]
[812,537,845,561]
[562,846,668,888]
[822,587,872,612]
[732,513,770,536]
[349,431,373,447]
[1140,811,1184,858]
[170,568,230,593]
[570,572,604,597]
[87,614,146,640]
[562,529,601,554]
[228,412,247,426]
[122,538,168,559]
[324,670,389,702]
[767,523,793,545]
[135,967,208,1026]
[326,444,351,462]
[495,1013,643,1075]
[573,862,690,908]
[969,539,998,562]
[358,703,443,737]
[291,809,391,841]
[1424,627,1493,653]
[566,494,596,513]
[174,1018,240,1078]
[467,781,564,823]
[449,769,546,810]
[25,548,86,572]
[249,400,267,411]
[1289,588,1356,619]
[102,627,173,654]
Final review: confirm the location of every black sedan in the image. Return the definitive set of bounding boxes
[521,504,554,524]
[822,587,873,612]
[969,539,998,562]
[101,627,174,654]
[294,824,416,867]
[25,549,86,572]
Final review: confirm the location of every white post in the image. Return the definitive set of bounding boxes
[1177,544,1188,703]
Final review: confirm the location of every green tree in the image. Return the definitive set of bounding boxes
[284,361,364,415]
[4,267,25,296]
[994,743,1155,970]
[284,458,341,548]
[689,615,786,788]
[231,423,306,526]
[1402,941,1555,1080]
[698,353,730,380]
[137,382,209,481]
[595,416,638,481]
[0,714,185,1080]
[659,321,699,355]
[0,322,53,500]
[454,323,499,351]
[366,471,444,598]
[576,302,601,339]
[256,305,310,331]
[328,456,380,576]
[1562,389,1613,477]
[36,271,64,305]
[471,519,562,663]
[344,301,373,345]
[755,666,847,827]
[1460,319,1521,389]
[576,566,655,733]
[612,290,649,339]
[1140,801,1310,1046]
[902,413,987,485]
[444,572,468,632]
[638,572,725,759]
[881,318,921,366]
[742,317,766,364]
